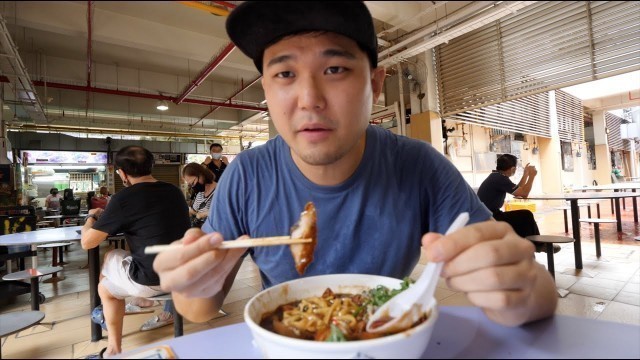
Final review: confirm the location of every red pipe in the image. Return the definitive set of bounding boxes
[193,75,262,127]
[87,1,92,87]
[175,42,235,104]
[30,80,267,112]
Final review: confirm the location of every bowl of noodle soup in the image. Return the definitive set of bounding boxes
[244,274,438,359]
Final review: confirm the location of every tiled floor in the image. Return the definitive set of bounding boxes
[1,198,639,358]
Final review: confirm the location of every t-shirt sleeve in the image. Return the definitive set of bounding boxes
[496,175,518,194]
[92,196,125,235]
[201,157,247,239]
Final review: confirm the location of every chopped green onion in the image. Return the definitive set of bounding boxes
[326,324,347,342]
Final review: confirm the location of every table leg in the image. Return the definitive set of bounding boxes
[88,247,102,342]
[30,277,39,311]
[546,244,555,281]
[633,190,638,223]
[31,244,38,269]
[614,198,622,232]
[570,200,583,269]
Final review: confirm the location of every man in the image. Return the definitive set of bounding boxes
[476,154,556,252]
[81,146,190,357]
[154,1,557,328]
[201,143,228,181]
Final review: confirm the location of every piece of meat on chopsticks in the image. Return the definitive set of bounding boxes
[289,202,317,275]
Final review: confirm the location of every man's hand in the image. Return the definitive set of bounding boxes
[421,221,557,326]
[202,156,212,165]
[527,165,538,177]
[88,208,104,217]
[221,156,229,165]
[153,229,246,321]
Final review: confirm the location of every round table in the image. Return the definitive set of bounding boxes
[0,311,45,358]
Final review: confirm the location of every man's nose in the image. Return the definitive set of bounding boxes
[297,75,326,111]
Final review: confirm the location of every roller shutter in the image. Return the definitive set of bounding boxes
[436,1,640,116]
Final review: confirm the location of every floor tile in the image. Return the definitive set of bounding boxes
[568,282,619,300]
[613,291,640,307]
[597,301,640,326]
[555,294,608,319]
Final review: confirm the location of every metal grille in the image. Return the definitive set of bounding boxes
[443,92,550,137]
[556,90,584,143]
[606,112,624,151]
[436,1,640,116]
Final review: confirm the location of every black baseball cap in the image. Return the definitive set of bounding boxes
[226,1,378,74]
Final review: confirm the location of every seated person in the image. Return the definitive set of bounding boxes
[91,186,111,210]
[81,145,190,357]
[477,154,558,253]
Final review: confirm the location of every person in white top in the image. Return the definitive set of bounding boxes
[44,188,62,210]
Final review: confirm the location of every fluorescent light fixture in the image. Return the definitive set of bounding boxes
[156,100,169,111]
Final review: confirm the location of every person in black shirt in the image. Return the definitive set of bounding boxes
[81,146,190,357]
[201,143,228,181]
[477,154,557,253]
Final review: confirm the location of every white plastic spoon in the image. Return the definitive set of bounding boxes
[366,212,470,333]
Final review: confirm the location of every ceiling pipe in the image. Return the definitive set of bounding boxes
[175,42,235,104]
[10,123,250,141]
[24,80,267,112]
[192,75,262,128]
[179,1,230,16]
[85,1,93,117]
[86,1,93,87]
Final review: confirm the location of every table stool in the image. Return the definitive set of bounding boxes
[0,311,45,359]
[579,218,617,257]
[2,266,63,310]
[36,242,72,283]
[554,203,590,233]
[578,200,601,218]
[526,235,575,281]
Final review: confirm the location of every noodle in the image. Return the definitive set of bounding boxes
[259,282,428,342]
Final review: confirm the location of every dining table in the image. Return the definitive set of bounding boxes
[522,192,640,269]
[575,183,640,220]
[115,306,640,359]
[0,226,105,342]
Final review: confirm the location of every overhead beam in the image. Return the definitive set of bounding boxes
[193,75,262,128]
[175,42,236,104]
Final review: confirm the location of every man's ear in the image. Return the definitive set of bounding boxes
[371,66,386,104]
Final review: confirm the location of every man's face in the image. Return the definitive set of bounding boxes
[261,32,385,167]
[210,146,223,160]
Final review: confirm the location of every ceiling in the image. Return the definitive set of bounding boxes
[0,1,636,147]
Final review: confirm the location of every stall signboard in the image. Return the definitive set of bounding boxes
[154,153,182,164]
[22,151,108,164]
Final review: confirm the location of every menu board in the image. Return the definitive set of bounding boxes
[23,151,108,164]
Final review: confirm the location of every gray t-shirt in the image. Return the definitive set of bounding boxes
[203,125,491,289]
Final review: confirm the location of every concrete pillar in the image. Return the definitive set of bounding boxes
[592,110,612,184]
[540,92,563,194]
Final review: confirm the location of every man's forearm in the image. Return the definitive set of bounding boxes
[173,291,224,323]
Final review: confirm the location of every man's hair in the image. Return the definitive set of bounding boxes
[496,154,518,171]
[226,1,378,73]
[209,143,223,151]
[50,188,58,195]
[115,146,154,177]
[99,186,109,196]
[182,162,217,183]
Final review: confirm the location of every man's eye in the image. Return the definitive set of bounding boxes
[325,66,346,75]
[276,71,294,78]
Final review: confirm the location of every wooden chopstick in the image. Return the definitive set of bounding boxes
[144,236,311,254]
